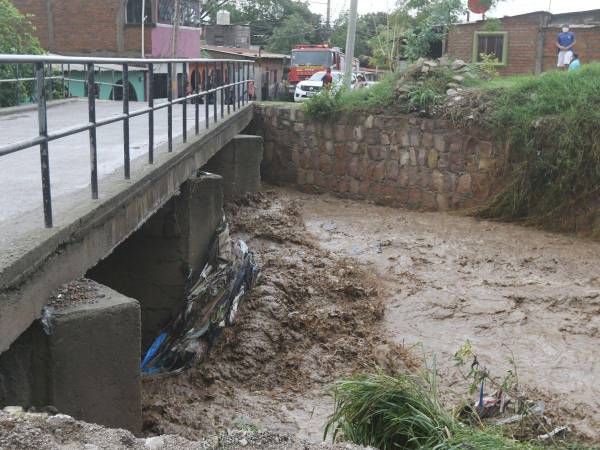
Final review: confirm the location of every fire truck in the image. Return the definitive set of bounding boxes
[287,44,357,93]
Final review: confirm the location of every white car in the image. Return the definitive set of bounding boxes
[293,71,356,102]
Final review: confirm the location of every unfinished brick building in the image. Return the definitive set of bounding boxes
[447,8,600,75]
[11,0,203,58]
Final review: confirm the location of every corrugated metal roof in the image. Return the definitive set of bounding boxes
[201,45,290,60]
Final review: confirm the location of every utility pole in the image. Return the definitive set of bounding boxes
[171,0,181,59]
[141,0,146,57]
[326,0,331,30]
[343,0,358,89]
[171,0,181,98]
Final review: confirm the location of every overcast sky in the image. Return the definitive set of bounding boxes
[308,0,600,21]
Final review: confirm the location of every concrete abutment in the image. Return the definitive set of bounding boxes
[204,134,264,199]
[88,173,225,347]
[0,283,141,433]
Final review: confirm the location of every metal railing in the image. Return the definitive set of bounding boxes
[0,55,255,228]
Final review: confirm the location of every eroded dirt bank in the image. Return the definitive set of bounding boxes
[143,186,600,444]
[142,191,413,443]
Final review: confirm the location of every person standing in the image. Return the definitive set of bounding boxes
[321,67,333,88]
[556,24,576,69]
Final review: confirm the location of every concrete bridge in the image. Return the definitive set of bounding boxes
[0,55,262,432]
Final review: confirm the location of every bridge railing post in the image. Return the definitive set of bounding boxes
[123,63,130,179]
[87,63,98,200]
[213,65,217,124]
[194,63,199,135]
[36,62,53,228]
[148,62,154,164]
[205,62,209,129]
[182,62,187,143]
[227,62,231,115]
[167,62,173,152]
[15,64,20,106]
[220,61,224,119]
[237,62,241,110]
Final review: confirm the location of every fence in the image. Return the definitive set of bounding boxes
[0,54,255,228]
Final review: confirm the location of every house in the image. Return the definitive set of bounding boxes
[447,8,600,75]
[11,0,205,100]
[201,46,290,100]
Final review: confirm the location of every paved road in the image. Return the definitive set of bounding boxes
[0,99,219,224]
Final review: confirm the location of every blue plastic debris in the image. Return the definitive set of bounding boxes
[141,223,259,375]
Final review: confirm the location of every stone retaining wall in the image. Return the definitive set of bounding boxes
[254,103,502,211]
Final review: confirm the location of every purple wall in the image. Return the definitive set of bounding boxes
[151,26,201,58]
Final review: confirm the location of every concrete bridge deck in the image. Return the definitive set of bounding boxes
[0,99,205,225]
[0,100,254,352]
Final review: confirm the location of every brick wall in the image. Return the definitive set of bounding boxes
[254,104,502,211]
[447,13,546,76]
[11,0,50,49]
[542,26,600,71]
[13,0,125,55]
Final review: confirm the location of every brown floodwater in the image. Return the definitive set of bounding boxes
[294,188,600,440]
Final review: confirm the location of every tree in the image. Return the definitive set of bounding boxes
[267,13,316,53]
[0,0,44,106]
[400,0,465,61]
[224,0,322,47]
[367,10,411,69]
[330,12,389,58]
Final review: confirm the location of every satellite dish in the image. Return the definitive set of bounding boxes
[468,0,491,14]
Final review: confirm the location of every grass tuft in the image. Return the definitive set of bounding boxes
[324,370,453,449]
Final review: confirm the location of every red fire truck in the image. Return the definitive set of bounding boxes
[287,44,355,93]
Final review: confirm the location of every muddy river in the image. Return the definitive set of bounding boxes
[143,186,600,444]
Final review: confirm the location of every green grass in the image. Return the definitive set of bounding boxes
[476,63,600,233]
[322,370,570,450]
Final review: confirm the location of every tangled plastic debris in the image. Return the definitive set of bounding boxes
[141,221,259,374]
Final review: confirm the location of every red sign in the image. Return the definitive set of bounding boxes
[468,0,490,14]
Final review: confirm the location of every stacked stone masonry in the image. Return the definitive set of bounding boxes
[254,104,500,211]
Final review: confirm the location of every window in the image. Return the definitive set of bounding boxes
[126,0,151,25]
[291,50,334,67]
[472,31,508,66]
[158,0,201,27]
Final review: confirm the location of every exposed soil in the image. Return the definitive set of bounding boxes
[142,191,415,443]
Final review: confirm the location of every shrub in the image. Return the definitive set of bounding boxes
[301,86,346,121]
[302,74,397,121]
[0,0,44,107]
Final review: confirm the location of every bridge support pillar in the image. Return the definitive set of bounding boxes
[204,134,263,199]
[0,282,141,434]
[87,173,224,347]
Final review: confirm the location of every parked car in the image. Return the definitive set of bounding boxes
[293,70,356,102]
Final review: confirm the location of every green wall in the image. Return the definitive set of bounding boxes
[66,70,146,101]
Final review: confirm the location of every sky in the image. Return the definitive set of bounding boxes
[307,0,600,21]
